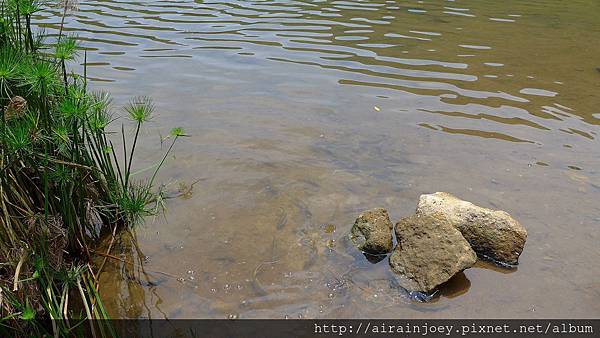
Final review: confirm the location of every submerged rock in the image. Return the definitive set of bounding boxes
[350,208,394,254]
[389,214,477,293]
[416,192,527,266]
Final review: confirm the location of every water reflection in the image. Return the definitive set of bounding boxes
[95,229,168,319]
[37,0,600,137]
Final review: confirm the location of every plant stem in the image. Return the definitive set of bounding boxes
[124,121,141,190]
[149,136,178,188]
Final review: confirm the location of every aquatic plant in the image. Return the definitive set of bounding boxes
[0,0,184,335]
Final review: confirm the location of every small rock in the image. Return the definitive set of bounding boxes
[350,208,393,254]
[389,213,477,293]
[416,192,527,266]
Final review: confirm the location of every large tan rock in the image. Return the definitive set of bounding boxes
[416,192,527,266]
[350,208,394,254]
[389,214,477,293]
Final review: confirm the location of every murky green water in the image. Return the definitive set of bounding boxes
[39,0,600,318]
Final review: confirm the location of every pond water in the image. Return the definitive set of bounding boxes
[38,0,600,318]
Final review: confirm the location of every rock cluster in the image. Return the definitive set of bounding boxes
[350,192,527,294]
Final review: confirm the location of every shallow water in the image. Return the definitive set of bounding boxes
[38,0,600,318]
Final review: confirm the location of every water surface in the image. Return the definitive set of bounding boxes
[39,0,600,318]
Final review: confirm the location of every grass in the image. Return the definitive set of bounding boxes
[0,0,185,336]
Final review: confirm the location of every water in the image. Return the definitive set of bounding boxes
[38,0,600,318]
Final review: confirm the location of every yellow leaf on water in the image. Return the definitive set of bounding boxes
[374,106,381,112]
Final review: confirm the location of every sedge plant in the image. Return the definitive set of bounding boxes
[0,0,186,336]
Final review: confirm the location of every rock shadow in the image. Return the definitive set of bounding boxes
[362,252,388,264]
[437,271,471,299]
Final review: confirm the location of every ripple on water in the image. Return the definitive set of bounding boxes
[45,0,600,319]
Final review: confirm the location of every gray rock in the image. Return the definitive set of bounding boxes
[350,208,393,254]
[416,192,527,266]
[389,213,477,293]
